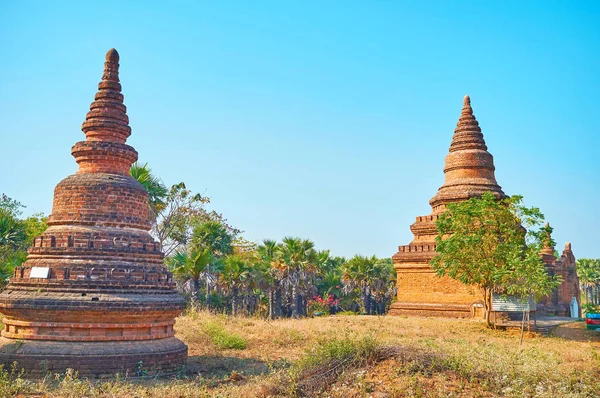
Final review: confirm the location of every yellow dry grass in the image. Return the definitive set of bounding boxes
[3,310,600,397]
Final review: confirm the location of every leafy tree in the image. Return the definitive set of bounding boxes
[152,182,209,256]
[500,239,561,343]
[431,192,553,327]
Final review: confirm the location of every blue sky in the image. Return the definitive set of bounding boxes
[1,1,599,259]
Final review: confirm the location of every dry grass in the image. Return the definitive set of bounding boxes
[2,310,600,397]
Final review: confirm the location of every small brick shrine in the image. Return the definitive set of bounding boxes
[0,49,187,377]
[540,226,580,316]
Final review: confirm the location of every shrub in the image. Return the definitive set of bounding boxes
[582,303,600,315]
[307,294,340,317]
[203,321,248,350]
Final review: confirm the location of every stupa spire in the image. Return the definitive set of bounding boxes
[541,222,555,256]
[429,95,506,212]
[0,49,187,377]
[81,48,131,144]
[73,48,137,175]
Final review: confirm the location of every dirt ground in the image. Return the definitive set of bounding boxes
[554,321,600,344]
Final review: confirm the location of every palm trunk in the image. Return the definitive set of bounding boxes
[362,287,369,314]
[275,287,283,318]
[268,288,274,320]
[232,286,239,317]
[205,267,211,308]
[194,277,201,307]
[291,284,299,318]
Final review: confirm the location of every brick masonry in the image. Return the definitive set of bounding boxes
[0,49,187,377]
[390,96,580,318]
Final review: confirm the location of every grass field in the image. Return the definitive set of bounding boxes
[3,310,600,397]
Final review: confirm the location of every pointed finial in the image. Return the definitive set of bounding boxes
[106,48,119,62]
[463,95,471,106]
[102,48,120,83]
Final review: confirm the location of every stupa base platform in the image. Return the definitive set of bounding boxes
[0,336,187,378]
[389,302,473,318]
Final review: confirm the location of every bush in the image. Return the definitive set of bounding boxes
[203,321,248,350]
[307,294,340,317]
[582,303,600,315]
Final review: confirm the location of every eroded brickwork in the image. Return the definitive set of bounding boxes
[540,232,581,316]
[0,49,187,377]
[390,96,507,318]
[390,96,579,319]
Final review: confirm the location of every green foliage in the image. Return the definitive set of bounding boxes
[577,258,600,306]
[431,192,558,327]
[341,255,396,315]
[0,195,48,286]
[203,320,248,350]
[582,303,600,315]
[130,162,168,215]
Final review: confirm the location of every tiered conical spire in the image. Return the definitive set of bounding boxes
[81,48,131,142]
[0,49,187,378]
[429,95,506,212]
[541,222,556,256]
[72,48,137,175]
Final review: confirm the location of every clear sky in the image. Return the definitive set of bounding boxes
[1,1,599,259]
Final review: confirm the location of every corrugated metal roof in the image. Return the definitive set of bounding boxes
[492,293,536,312]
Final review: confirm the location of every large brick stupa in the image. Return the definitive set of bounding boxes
[390,95,507,317]
[0,49,187,377]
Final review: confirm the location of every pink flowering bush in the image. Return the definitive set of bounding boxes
[307,294,340,316]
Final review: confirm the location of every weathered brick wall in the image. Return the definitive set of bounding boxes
[0,49,187,377]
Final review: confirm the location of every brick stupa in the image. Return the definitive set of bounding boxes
[0,49,187,377]
[390,96,507,317]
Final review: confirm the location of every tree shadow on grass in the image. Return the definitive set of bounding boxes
[185,355,289,379]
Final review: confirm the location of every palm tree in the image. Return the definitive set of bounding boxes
[190,220,235,306]
[578,258,600,305]
[0,211,27,285]
[257,239,282,319]
[342,255,376,314]
[130,162,168,221]
[220,255,251,316]
[168,248,215,305]
[277,237,317,318]
[0,211,26,248]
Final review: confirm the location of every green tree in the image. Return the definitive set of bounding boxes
[168,248,216,305]
[500,241,561,343]
[0,195,48,285]
[257,239,282,319]
[152,182,209,256]
[431,192,552,327]
[130,162,168,220]
[219,255,252,316]
[577,258,600,306]
[341,256,395,315]
[277,237,318,318]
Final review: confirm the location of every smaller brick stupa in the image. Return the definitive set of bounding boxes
[0,49,187,377]
[540,224,580,316]
[390,95,507,317]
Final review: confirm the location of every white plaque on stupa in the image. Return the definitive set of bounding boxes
[30,267,50,279]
